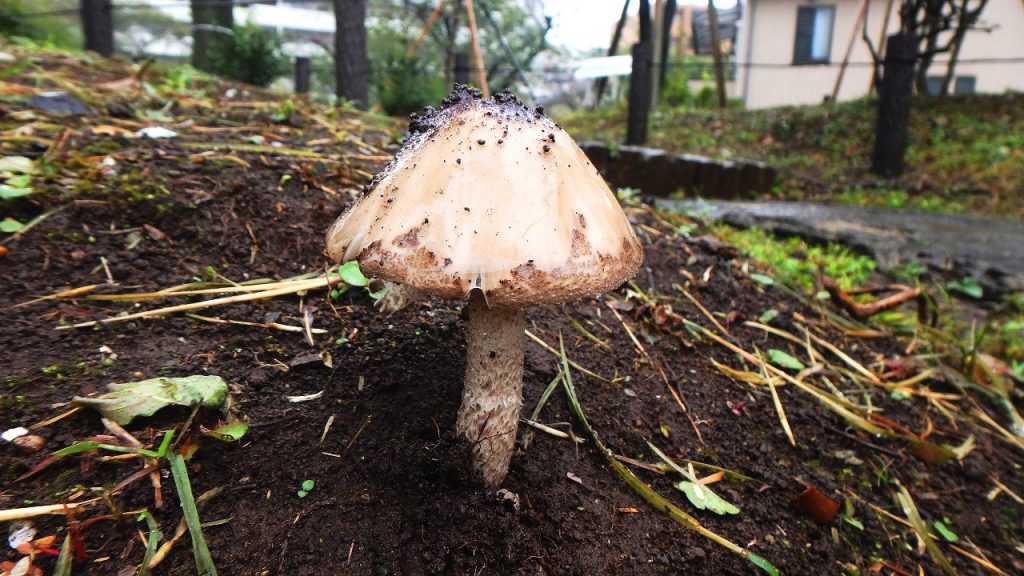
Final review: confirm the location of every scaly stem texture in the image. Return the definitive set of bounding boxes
[456,292,525,488]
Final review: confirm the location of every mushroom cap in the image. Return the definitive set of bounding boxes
[325,87,643,308]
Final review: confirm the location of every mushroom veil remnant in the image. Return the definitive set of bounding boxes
[326,86,643,488]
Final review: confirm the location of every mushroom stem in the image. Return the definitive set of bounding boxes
[456,291,525,488]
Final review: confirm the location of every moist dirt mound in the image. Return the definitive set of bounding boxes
[1,45,1022,576]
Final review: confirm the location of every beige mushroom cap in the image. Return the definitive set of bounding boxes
[326,87,643,308]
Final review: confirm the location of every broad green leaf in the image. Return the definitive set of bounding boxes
[842,516,864,530]
[73,375,229,425]
[675,479,741,515]
[337,260,370,287]
[301,479,315,491]
[0,217,23,232]
[758,308,779,324]
[0,156,34,174]
[204,420,249,442]
[933,520,959,542]
[749,273,774,286]
[747,553,780,576]
[6,174,31,187]
[948,277,983,299]
[0,185,32,199]
[768,348,806,371]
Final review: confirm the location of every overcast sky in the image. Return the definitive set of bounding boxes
[544,0,739,53]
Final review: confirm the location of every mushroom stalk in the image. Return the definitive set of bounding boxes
[456,291,525,488]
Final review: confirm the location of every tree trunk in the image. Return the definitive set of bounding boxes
[333,0,369,108]
[658,0,677,97]
[872,32,917,177]
[81,0,114,57]
[912,0,944,94]
[191,0,233,72]
[626,41,652,145]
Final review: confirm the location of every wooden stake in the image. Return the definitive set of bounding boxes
[706,0,727,108]
[464,0,490,97]
[406,0,447,58]
[832,0,870,103]
[869,0,896,94]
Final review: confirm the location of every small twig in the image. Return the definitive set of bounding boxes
[29,406,82,430]
[0,501,94,522]
[521,419,585,443]
[821,276,922,321]
[57,276,341,329]
[187,313,326,334]
[525,330,612,384]
[340,416,372,460]
[1,203,72,246]
[675,285,730,336]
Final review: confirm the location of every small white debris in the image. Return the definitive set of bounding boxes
[1,427,29,442]
[287,390,324,403]
[8,521,36,550]
[496,488,520,513]
[566,472,583,485]
[135,126,178,139]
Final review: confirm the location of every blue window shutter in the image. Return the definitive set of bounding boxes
[794,6,815,63]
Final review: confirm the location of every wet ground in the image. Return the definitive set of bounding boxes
[1,45,1023,576]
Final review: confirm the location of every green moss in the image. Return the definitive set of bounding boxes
[713,225,877,290]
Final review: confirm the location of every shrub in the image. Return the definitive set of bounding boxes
[368,25,446,116]
[0,0,82,49]
[207,21,289,87]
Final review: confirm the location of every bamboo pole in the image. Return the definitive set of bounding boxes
[832,0,870,102]
[406,0,447,57]
[464,0,490,97]
[706,0,727,108]
[869,0,896,94]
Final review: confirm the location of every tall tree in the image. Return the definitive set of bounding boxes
[334,0,369,108]
[863,0,990,96]
[191,0,234,72]
[868,0,989,176]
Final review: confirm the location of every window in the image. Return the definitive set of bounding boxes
[925,75,977,96]
[954,76,976,94]
[793,6,835,65]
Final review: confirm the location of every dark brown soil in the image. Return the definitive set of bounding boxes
[2,46,1023,576]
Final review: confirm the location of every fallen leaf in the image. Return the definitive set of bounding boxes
[768,349,806,371]
[0,156,34,174]
[790,485,839,524]
[73,375,229,425]
[674,463,740,515]
[91,125,133,137]
[143,223,168,241]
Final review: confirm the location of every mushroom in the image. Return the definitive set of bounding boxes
[325,86,643,488]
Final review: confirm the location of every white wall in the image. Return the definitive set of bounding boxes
[735,0,1024,109]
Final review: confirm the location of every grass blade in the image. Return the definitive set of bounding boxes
[521,368,564,449]
[169,453,218,576]
[558,337,778,576]
[138,510,163,576]
[895,483,958,576]
[53,534,73,576]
